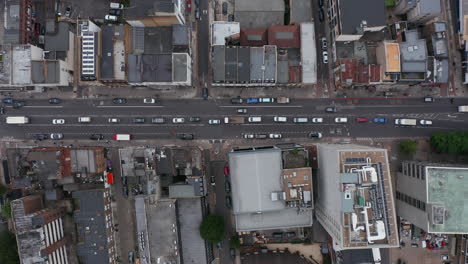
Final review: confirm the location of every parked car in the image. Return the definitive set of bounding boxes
[50,133,63,140]
[309,132,323,138]
[210,176,216,186]
[90,134,104,140]
[230,248,236,259]
[248,117,262,123]
[224,166,230,177]
[335,117,348,123]
[109,117,120,123]
[133,117,145,123]
[237,108,247,114]
[195,7,201,20]
[293,117,308,123]
[34,134,49,140]
[122,185,129,198]
[65,6,71,17]
[230,97,243,104]
[128,251,134,263]
[52,119,65,125]
[355,117,368,123]
[112,98,126,104]
[189,116,201,122]
[143,98,156,104]
[226,196,232,208]
[269,133,282,139]
[259,97,275,103]
[420,120,433,126]
[177,133,194,140]
[2,98,13,104]
[246,98,259,104]
[321,37,327,50]
[151,117,165,124]
[424,97,434,103]
[311,117,323,123]
[172,117,185,123]
[48,98,62,104]
[110,2,124,9]
[319,8,325,22]
[255,134,268,139]
[208,119,221,125]
[243,133,254,139]
[373,117,387,123]
[225,181,231,193]
[187,0,192,11]
[222,2,228,15]
[273,116,287,122]
[318,0,324,7]
[325,106,336,113]
[322,51,328,64]
[105,14,118,21]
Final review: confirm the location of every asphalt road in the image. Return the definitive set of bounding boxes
[2,98,468,140]
[197,0,209,94]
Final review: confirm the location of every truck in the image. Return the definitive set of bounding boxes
[224,116,245,124]
[458,105,468,112]
[277,97,290,104]
[394,118,417,126]
[6,116,29,124]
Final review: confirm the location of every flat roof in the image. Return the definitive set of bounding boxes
[339,0,385,34]
[173,25,189,46]
[4,0,20,44]
[268,25,300,48]
[31,61,59,84]
[213,46,225,82]
[290,0,312,23]
[238,47,250,82]
[226,47,238,82]
[301,23,317,84]
[240,28,268,46]
[144,27,172,54]
[400,31,427,72]
[12,45,32,85]
[250,47,263,82]
[142,54,173,82]
[235,0,284,11]
[426,166,468,233]
[177,199,208,264]
[211,22,240,46]
[277,60,289,83]
[385,42,401,73]
[100,25,114,79]
[45,22,70,52]
[264,46,277,82]
[173,53,188,82]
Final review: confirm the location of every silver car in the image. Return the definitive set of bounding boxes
[208,119,221,125]
[172,117,185,123]
[50,133,63,140]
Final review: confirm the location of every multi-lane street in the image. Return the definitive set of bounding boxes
[2,97,468,140]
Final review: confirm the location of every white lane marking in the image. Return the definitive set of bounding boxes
[219,105,303,108]
[96,105,165,108]
[12,106,64,108]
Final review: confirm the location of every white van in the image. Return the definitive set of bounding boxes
[113,134,131,141]
[78,117,91,123]
[6,116,29,124]
[110,2,124,9]
[248,117,262,123]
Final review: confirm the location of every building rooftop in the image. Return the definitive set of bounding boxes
[301,23,317,84]
[235,0,285,28]
[127,54,173,83]
[169,177,205,198]
[290,0,312,23]
[384,42,401,73]
[264,45,277,83]
[124,0,175,19]
[240,28,268,47]
[173,53,189,82]
[173,25,189,46]
[100,25,114,80]
[268,25,300,48]
[419,0,441,14]
[400,30,427,73]
[31,60,59,84]
[144,27,173,54]
[211,22,240,46]
[339,0,385,34]
[4,0,20,44]
[213,46,225,82]
[45,22,70,52]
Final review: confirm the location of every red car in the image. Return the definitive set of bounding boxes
[224,166,229,177]
[187,0,192,11]
[355,117,368,123]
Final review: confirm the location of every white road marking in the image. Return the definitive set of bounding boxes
[219,105,303,108]
[96,106,165,108]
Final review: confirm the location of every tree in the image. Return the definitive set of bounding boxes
[399,139,418,154]
[0,231,19,264]
[1,201,11,220]
[229,234,240,249]
[0,185,7,196]
[430,132,468,154]
[199,214,224,243]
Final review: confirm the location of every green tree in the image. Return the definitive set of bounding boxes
[229,234,240,249]
[199,214,225,243]
[0,231,19,264]
[399,139,418,154]
[0,185,7,196]
[430,132,468,154]
[1,201,11,220]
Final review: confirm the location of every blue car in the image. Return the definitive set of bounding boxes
[2,98,13,104]
[373,117,387,123]
[246,98,259,104]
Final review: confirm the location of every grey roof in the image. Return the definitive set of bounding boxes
[419,0,441,14]
[124,0,175,19]
[177,198,209,264]
[264,46,277,82]
[400,30,427,72]
[173,53,188,82]
[238,47,250,82]
[235,0,284,11]
[144,27,172,54]
[235,207,313,231]
[339,249,374,264]
[73,189,110,264]
[173,25,189,46]
[226,46,238,82]
[45,22,70,52]
[100,25,114,80]
[433,58,449,83]
[4,0,20,44]
[277,60,289,83]
[213,46,225,82]
[339,0,385,34]
[135,197,150,264]
[31,61,59,84]
[70,149,98,174]
[250,47,263,82]
[128,54,142,83]
[290,0,312,23]
[128,54,173,83]
[235,0,284,28]
[169,184,196,198]
[131,27,145,54]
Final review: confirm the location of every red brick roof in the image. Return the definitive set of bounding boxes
[240,28,268,46]
[337,58,381,85]
[268,24,300,48]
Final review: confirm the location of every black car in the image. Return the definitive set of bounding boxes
[189,116,201,122]
[230,97,243,104]
[325,106,336,113]
[109,9,122,16]
[309,132,323,138]
[48,98,62,104]
[226,196,232,208]
[225,181,231,193]
[222,2,228,15]
[34,134,49,140]
[90,134,104,140]
[12,101,25,109]
[202,87,208,99]
[133,117,145,123]
[112,98,127,104]
[319,8,325,22]
[255,134,268,139]
[177,133,194,140]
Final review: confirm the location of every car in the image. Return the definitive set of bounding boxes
[259,98,275,103]
[321,37,327,50]
[133,117,145,123]
[105,14,118,21]
[187,0,192,11]
[237,108,247,114]
[48,98,62,104]
[50,133,63,140]
[255,134,268,139]
[128,251,134,263]
[225,181,231,193]
[34,134,49,140]
[12,101,25,109]
[246,98,259,104]
[322,51,328,64]
[224,166,230,177]
[0,107,4,115]
[110,2,124,9]
[373,117,387,123]
[143,98,156,104]
[243,133,254,139]
[108,118,120,123]
[228,14,234,21]
[440,255,449,260]
[195,7,201,20]
[230,248,236,258]
[189,116,201,122]
[172,117,185,123]
[311,117,323,123]
[230,97,243,104]
[34,22,41,33]
[112,98,126,104]
[65,6,71,17]
[420,120,433,126]
[335,117,348,123]
[113,134,132,141]
[293,117,308,123]
[269,133,282,139]
[355,117,368,123]
[122,185,129,198]
[318,0,324,7]
[226,196,232,208]
[248,116,262,123]
[424,97,434,103]
[2,98,13,104]
[90,134,104,140]
[109,8,122,16]
[319,8,325,22]
[52,119,65,125]
[208,119,221,125]
[222,2,228,15]
[273,116,287,122]
[151,117,165,124]
[325,106,336,113]
[285,232,296,238]
[177,133,194,140]
[202,86,208,99]
[309,132,323,138]
[210,176,216,186]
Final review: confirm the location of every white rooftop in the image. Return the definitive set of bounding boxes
[211,22,240,46]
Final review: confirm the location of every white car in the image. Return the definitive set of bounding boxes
[172,118,185,124]
[208,119,221,125]
[312,117,323,123]
[323,51,328,64]
[420,120,433,126]
[269,133,282,139]
[335,117,348,123]
[105,15,118,21]
[52,119,65,125]
[109,118,120,123]
[50,133,63,140]
[143,98,156,104]
[243,133,255,139]
[273,116,287,122]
